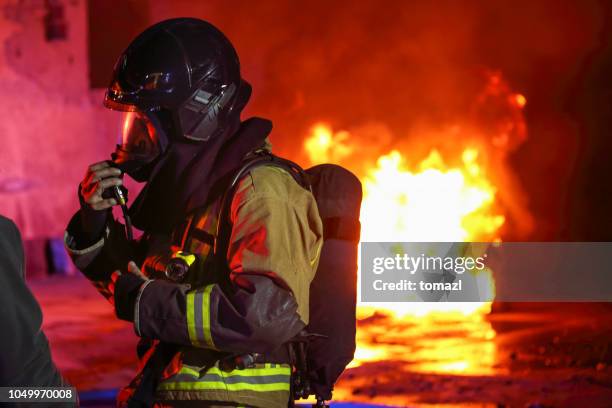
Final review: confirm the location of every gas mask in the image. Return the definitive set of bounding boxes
[111,110,166,182]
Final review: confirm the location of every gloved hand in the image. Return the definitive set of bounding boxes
[110,261,148,322]
[80,160,124,210]
[78,161,124,246]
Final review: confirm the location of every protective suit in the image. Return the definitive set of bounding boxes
[64,18,322,408]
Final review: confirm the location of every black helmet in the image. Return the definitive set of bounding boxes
[105,18,246,161]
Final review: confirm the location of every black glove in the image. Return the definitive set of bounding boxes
[77,186,110,246]
[114,272,146,322]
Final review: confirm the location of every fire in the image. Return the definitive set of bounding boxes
[514,93,527,108]
[304,123,353,164]
[304,124,501,316]
[300,72,527,380]
[360,148,504,243]
[303,122,505,374]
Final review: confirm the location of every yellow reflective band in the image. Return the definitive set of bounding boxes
[201,284,216,349]
[160,363,291,392]
[177,363,290,378]
[186,285,216,348]
[186,291,200,347]
[158,381,290,392]
[178,364,201,378]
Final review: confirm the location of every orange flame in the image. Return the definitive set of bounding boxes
[360,148,504,243]
[301,72,527,376]
[303,122,505,374]
[304,123,501,314]
[303,123,353,164]
[514,93,527,108]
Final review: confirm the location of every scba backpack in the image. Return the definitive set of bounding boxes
[217,152,362,407]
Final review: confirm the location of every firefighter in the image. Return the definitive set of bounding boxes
[64,18,322,408]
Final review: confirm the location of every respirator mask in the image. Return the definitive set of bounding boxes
[111,110,166,182]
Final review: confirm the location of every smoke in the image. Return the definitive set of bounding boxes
[142,1,599,150]
[145,0,607,239]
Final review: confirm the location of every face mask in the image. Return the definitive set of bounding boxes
[112,110,163,181]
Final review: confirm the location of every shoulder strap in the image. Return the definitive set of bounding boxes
[213,151,311,260]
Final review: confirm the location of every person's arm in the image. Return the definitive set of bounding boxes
[0,216,64,387]
[115,168,323,353]
[65,211,137,301]
[64,160,136,302]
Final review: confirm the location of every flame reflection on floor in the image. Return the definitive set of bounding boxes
[351,310,499,376]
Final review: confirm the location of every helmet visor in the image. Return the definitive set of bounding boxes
[115,111,161,164]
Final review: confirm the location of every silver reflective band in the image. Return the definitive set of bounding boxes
[0,387,77,403]
[134,279,155,337]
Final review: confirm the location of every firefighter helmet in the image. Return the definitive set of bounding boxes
[105,17,245,154]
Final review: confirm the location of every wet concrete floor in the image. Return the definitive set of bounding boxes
[30,275,612,407]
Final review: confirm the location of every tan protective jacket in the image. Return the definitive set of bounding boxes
[65,158,322,408]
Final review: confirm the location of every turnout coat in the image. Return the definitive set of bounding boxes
[65,151,323,408]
